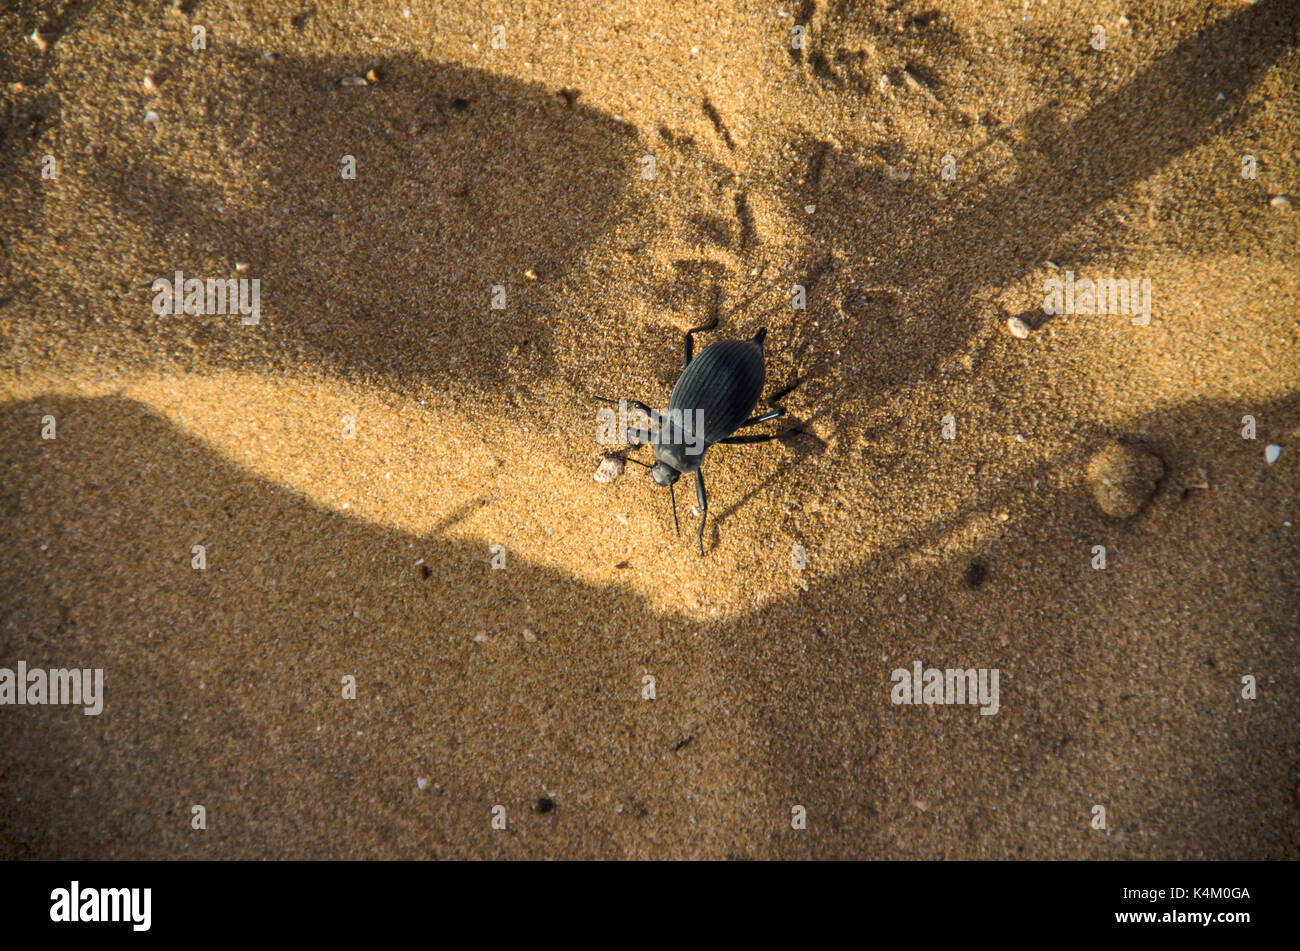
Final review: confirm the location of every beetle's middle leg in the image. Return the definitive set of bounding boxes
[694,470,708,556]
[736,407,785,429]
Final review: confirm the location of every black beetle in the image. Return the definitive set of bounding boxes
[599,316,788,555]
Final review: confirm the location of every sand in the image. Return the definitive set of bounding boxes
[1,0,1297,858]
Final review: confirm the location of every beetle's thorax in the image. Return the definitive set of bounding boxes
[652,405,708,474]
[652,440,706,475]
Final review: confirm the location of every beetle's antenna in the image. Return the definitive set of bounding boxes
[669,483,680,536]
[623,455,652,469]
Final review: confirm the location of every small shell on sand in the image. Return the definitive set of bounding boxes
[593,455,625,483]
[1007,316,1031,339]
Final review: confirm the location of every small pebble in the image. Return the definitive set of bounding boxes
[340,75,368,86]
[593,455,625,483]
[1086,441,1163,518]
[144,109,161,125]
[1007,316,1031,339]
[473,632,487,643]
[143,72,158,92]
[523,268,537,280]
[523,628,536,642]
[416,777,428,790]
[805,204,815,213]
[1269,196,1291,211]
[29,30,49,52]
[1264,444,1281,464]
[365,68,382,83]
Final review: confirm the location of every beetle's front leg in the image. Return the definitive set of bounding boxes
[695,470,708,557]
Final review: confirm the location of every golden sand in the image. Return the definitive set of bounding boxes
[1,0,1297,858]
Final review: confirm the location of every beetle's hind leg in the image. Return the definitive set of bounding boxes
[683,316,719,367]
[723,406,799,443]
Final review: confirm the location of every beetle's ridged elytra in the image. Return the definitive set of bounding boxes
[669,334,766,447]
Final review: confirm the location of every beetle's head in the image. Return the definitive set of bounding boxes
[650,461,681,487]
